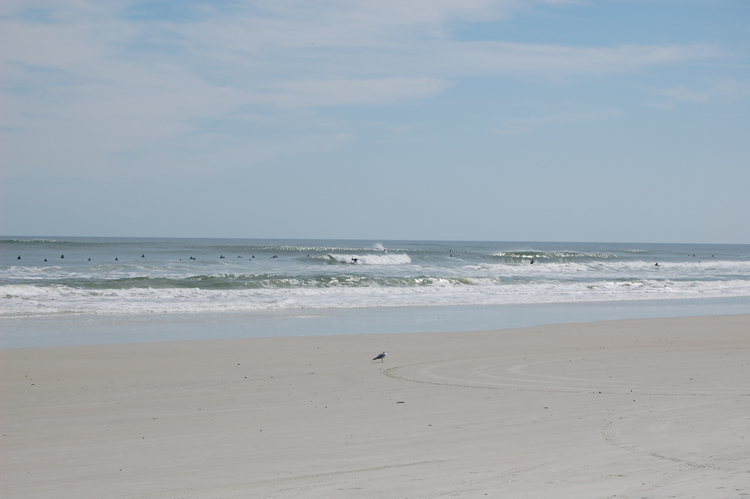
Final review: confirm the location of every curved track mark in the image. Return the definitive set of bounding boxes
[385,360,735,397]
[109,459,448,499]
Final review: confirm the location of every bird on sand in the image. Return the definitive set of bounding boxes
[372,351,387,362]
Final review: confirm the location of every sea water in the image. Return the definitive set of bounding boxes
[2,238,749,346]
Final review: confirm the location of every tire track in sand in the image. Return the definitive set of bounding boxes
[385,359,738,397]
[107,459,448,499]
[601,402,745,499]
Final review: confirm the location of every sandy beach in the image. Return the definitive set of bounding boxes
[2,315,749,498]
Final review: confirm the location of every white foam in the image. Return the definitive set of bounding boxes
[3,254,750,318]
[3,275,750,318]
[326,253,411,265]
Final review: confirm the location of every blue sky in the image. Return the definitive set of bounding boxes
[1,0,748,243]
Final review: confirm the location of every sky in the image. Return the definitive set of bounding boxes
[1,0,749,243]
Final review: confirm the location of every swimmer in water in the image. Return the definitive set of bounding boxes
[530,259,534,264]
[17,255,21,259]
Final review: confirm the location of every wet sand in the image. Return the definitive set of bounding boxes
[2,315,749,498]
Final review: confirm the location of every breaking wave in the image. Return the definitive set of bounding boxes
[325,253,411,265]
[3,237,749,318]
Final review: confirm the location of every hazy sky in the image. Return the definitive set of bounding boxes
[1,0,748,243]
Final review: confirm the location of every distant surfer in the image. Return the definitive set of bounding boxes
[44,259,47,262]
[272,255,278,258]
[352,258,358,264]
[115,257,118,261]
[17,255,21,259]
[655,263,659,266]
[61,255,64,259]
[530,259,534,265]
[220,255,225,259]
[88,258,91,261]
[142,254,145,258]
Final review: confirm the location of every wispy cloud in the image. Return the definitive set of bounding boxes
[264,78,453,108]
[0,0,725,177]
[493,109,622,135]
[656,79,750,104]
[656,86,710,103]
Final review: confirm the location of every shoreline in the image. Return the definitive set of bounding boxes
[2,296,750,349]
[2,314,750,498]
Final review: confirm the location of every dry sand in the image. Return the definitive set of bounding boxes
[2,315,749,498]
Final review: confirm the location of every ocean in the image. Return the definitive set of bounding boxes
[2,237,750,346]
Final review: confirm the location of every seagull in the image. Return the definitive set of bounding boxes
[372,351,387,363]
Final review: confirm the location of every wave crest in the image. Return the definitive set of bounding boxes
[0,239,74,244]
[326,253,411,265]
[490,250,617,260]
